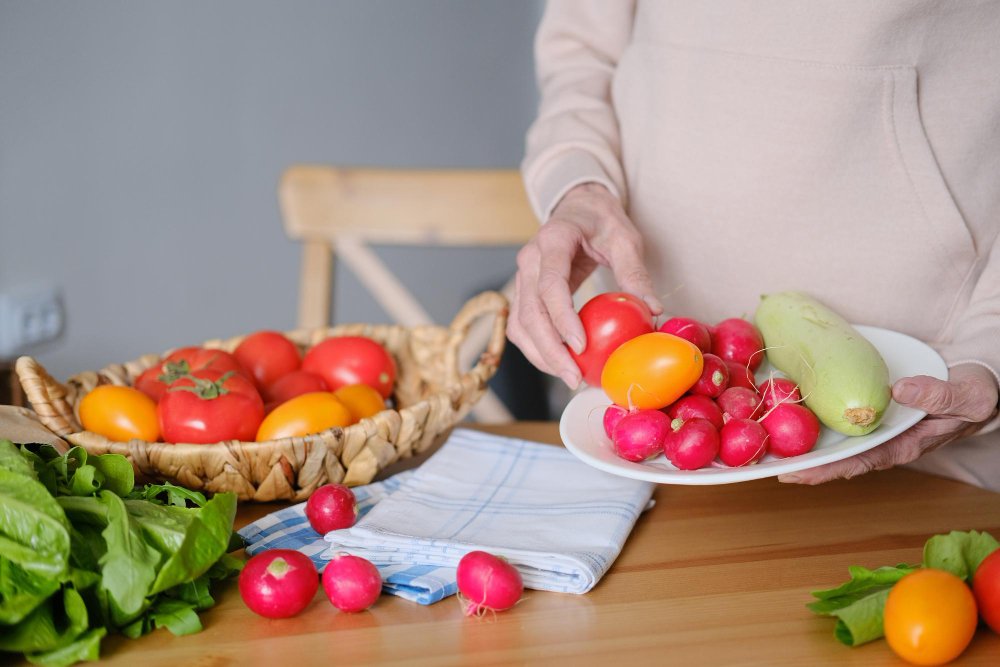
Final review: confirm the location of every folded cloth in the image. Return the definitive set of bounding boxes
[322,428,654,599]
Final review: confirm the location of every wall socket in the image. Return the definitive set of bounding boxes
[0,285,64,359]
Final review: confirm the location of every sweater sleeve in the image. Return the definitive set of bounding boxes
[521,0,636,222]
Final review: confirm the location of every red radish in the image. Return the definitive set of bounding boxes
[757,376,802,410]
[667,394,724,431]
[658,317,712,353]
[456,550,524,616]
[663,418,720,470]
[716,387,762,422]
[712,318,765,372]
[719,418,768,467]
[725,360,757,391]
[322,553,382,612]
[611,409,671,462]
[760,403,821,458]
[305,484,358,534]
[603,404,629,439]
[239,549,318,618]
[691,353,729,398]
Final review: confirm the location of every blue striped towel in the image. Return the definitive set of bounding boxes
[239,428,654,604]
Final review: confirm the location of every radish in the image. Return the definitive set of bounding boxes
[306,483,358,534]
[663,417,720,470]
[658,317,712,353]
[712,318,765,372]
[758,376,801,410]
[239,549,319,618]
[719,418,768,467]
[603,404,629,439]
[760,403,821,458]
[456,550,524,616]
[667,394,724,430]
[611,409,671,462]
[322,553,382,613]
[725,360,757,391]
[716,387,762,422]
[690,353,729,398]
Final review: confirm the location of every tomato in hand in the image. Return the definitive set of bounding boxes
[973,548,1000,634]
[256,392,352,441]
[158,369,264,443]
[234,331,301,391]
[570,293,653,387]
[302,337,396,398]
[883,568,978,666]
[264,369,329,406]
[79,385,160,442]
[601,332,703,410]
[136,347,249,402]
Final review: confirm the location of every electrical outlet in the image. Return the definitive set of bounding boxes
[0,285,64,359]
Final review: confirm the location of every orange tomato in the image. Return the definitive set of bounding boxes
[79,385,160,442]
[334,384,386,423]
[600,332,703,409]
[884,568,978,666]
[256,392,351,441]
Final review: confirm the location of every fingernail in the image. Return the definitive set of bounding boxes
[894,382,918,404]
[778,474,802,483]
[566,335,585,355]
[561,372,580,390]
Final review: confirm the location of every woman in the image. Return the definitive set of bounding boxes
[508,0,1000,488]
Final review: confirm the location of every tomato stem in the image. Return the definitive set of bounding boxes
[168,371,235,399]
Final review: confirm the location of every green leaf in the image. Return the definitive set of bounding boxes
[923,530,999,581]
[808,564,917,646]
[89,454,134,497]
[150,597,203,636]
[829,588,893,646]
[97,491,160,616]
[168,576,215,610]
[68,464,101,497]
[0,468,70,578]
[124,499,194,556]
[132,482,207,508]
[0,439,38,479]
[0,556,61,624]
[149,492,237,595]
[0,586,89,653]
[25,627,105,667]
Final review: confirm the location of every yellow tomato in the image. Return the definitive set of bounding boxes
[600,332,703,409]
[884,568,978,666]
[79,385,160,442]
[256,392,352,441]
[334,384,386,423]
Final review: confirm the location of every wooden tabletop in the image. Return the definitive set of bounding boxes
[77,423,1000,665]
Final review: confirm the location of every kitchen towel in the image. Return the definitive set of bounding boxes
[239,428,654,604]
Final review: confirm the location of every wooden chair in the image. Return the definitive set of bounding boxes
[278,165,541,422]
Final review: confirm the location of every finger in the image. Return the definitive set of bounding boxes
[507,275,556,376]
[605,230,663,315]
[893,374,996,422]
[535,228,586,354]
[512,266,581,388]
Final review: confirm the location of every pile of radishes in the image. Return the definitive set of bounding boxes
[604,316,822,470]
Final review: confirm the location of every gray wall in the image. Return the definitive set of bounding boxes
[0,0,542,380]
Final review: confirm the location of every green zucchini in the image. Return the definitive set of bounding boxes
[753,292,891,436]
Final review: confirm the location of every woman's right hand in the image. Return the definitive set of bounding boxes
[507,182,663,389]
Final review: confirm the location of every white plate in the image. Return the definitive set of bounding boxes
[559,326,948,485]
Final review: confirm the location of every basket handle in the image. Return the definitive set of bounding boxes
[15,356,82,436]
[444,290,509,384]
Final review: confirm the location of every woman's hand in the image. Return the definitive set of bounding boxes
[507,183,663,388]
[779,363,999,484]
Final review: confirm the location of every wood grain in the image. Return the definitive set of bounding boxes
[17,422,1000,666]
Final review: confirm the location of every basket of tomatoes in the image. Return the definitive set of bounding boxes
[15,291,508,501]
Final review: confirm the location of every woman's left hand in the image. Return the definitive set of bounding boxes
[778,363,999,484]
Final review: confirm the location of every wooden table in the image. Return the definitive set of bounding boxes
[87,423,1000,665]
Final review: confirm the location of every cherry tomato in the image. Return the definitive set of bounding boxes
[333,384,387,422]
[256,392,352,441]
[234,331,301,391]
[302,337,396,398]
[135,347,249,402]
[157,369,264,443]
[601,332,704,410]
[79,385,160,442]
[884,568,978,666]
[973,548,1000,634]
[570,293,653,387]
[264,370,329,406]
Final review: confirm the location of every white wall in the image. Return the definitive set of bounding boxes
[0,0,542,380]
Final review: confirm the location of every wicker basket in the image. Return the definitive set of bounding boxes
[16,291,508,502]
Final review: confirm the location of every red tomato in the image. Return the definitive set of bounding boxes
[974,548,1000,634]
[135,347,249,402]
[302,337,396,399]
[264,370,328,405]
[234,331,301,391]
[570,293,654,387]
[157,369,264,443]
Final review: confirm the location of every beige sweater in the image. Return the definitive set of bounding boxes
[523,0,1000,485]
